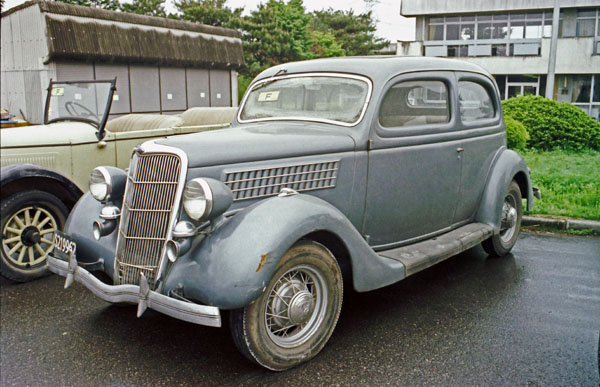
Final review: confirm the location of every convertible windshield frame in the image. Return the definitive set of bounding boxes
[238,72,373,127]
[43,79,116,140]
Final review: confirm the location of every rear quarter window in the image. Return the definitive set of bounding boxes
[458,81,495,122]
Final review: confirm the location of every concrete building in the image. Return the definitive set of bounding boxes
[1,0,244,124]
[398,0,600,120]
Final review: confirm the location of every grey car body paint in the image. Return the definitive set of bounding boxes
[162,194,406,309]
[54,56,533,316]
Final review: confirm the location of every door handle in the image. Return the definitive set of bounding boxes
[456,147,464,152]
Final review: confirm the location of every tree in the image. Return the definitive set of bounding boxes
[120,0,167,17]
[311,8,388,56]
[307,30,344,58]
[234,0,314,76]
[54,0,120,11]
[174,0,243,28]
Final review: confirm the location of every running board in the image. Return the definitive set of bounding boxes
[378,223,494,277]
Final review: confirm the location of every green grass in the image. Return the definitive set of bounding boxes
[522,149,600,220]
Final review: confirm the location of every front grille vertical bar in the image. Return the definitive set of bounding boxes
[114,143,188,289]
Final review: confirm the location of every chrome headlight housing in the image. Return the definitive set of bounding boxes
[183,178,233,222]
[89,167,112,202]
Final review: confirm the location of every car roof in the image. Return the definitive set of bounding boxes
[254,56,491,84]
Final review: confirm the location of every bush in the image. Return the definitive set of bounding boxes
[502,96,600,151]
[504,115,529,150]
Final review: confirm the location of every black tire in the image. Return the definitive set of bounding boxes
[482,180,522,256]
[229,241,343,371]
[0,190,68,282]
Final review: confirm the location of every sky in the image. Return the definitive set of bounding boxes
[2,0,416,41]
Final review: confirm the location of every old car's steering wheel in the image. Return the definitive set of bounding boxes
[64,101,98,120]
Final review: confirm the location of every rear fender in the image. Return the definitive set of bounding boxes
[475,148,533,233]
[163,194,406,309]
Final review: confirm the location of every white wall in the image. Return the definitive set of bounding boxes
[1,5,55,124]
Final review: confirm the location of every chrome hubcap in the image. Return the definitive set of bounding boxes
[288,291,316,325]
[1,206,57,268]
[500,197,518,243]
[265,265,327,348]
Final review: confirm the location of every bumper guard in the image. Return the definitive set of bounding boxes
[47,254,221,328]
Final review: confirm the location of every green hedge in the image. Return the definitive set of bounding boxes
[502,96,600,151]
[504,115,529,150]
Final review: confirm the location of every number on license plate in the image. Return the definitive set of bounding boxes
[53,231,77,261]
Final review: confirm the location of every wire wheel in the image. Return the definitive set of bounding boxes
[265,265,327,348]
[229,241,343,370]
[499,195,519,244]
[482,180,522,257]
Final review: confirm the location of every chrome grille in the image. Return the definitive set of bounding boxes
[224,160,339,201]
[115,152,182,287]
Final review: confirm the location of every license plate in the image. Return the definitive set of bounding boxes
[53,231,77,261]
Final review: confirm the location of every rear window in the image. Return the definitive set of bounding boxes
[379,80,450,128]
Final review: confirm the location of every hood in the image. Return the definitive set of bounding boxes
[0,122,97,148]
[156,122,356,168]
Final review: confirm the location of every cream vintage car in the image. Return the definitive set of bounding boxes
[0,79,235,282]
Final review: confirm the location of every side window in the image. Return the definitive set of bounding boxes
[379,80,450,128]
[458,81,495,122]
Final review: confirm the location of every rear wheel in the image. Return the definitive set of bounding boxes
[229,241,343,370]
[1,190,68,282]
[482,180,522,256]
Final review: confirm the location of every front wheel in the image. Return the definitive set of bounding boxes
[229,241,343,371]
[482,180,522,256]
[1,190,68,282]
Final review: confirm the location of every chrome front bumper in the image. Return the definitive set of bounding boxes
[47,254,221,328]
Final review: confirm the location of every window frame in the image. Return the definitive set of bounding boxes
[455,72,502,129]
[374,71,457,138]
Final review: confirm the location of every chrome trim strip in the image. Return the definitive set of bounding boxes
[237,72,374,127]
[48,255,221,327]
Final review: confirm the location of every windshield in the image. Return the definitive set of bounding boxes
[239,74,371,126]
[44,80,114,127]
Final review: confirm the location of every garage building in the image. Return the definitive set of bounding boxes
[1,0,244,124]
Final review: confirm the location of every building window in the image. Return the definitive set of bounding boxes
[424,11,553,57]
[576,9,598,37]
[560,8,600,38]
[494,75,546,100]
[557,74,600,120]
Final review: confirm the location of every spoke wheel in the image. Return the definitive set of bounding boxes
[1,190,68,282]
[483,180,522,257]
[265,265,327,348]
[230,241,343,371]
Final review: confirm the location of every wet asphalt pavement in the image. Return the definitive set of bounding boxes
[1,232,599,386]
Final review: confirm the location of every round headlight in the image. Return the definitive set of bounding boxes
[183,178,233,222]
[183,178,213,221]
[89,167,112,202]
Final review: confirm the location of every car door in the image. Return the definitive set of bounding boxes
[453,73,505,224]
[69,130,117,189]
[362,72,462,247]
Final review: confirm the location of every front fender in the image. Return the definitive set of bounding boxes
[63,192,119,278]
[0,163,82,202]
[475,148,533,232]
[163,194,406,309]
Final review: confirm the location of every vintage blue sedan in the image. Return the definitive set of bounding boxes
[48,56,535,370]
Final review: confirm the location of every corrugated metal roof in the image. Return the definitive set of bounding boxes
[2,0,244,69]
